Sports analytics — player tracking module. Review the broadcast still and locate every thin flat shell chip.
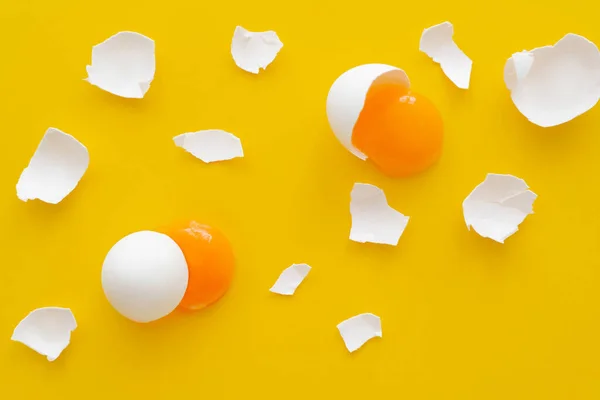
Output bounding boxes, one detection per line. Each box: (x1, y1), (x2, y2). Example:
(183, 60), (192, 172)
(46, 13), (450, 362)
(350, 183), (409, 245)
(86, 31), (156, 98)
(420, 21), (472, 89)
(337, 313), (382, 353)
(173, 130), (243, 163)
(231, 26), (283, 74)
(16, 127), (89, 204)
(270, 264), (311, 295)
(11, 307), (77, 362)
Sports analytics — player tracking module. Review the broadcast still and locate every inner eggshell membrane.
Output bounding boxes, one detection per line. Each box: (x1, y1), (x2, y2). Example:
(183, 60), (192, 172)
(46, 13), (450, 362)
(351, 70), (444, 177)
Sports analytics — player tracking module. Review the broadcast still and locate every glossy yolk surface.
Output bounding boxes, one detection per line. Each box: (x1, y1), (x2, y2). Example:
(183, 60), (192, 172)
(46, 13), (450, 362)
(351, 71), (444, 177)
(162, 221), (235, 311)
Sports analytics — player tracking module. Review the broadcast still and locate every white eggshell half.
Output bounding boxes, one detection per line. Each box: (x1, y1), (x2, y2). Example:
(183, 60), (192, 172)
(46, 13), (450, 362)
(326, 64), (410, 160)
(101, 230), (189, 323)
(504, 33), (600, 127)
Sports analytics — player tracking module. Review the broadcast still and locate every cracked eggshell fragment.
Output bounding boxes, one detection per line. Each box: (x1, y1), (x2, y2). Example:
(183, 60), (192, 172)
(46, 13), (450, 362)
(504, 33), (600, 127)
(270, 263), (311, 295)
(231, 26), (283, 74)
(326, 64), (410, 160)
(86, 31), (155, 98)
(173, 130), (243, 163)
(16, 127), (89, 204)
(463, 173), (537, 243)
(420, 21), (472, 89)
(337, 313), (382, 353)
(11, 307), (76, 362)
(350, 183), (409, 246)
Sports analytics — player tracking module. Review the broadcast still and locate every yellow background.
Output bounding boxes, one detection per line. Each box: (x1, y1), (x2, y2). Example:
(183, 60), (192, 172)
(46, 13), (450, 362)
(0, 0), (599, 398)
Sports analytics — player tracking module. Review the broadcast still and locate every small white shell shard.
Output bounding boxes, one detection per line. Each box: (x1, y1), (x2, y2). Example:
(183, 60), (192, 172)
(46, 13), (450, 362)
(504, 33), (600, 127)
(326, 64), (410, 160)
(86, 31), (156, 98)
(463, 173), (537, 243)
(337, 313), (382, 353)
(231, 26), (283, 74)
(173, 130), (243, 163)
(349, 183), (410, 246)
(11, 307), (77, 361)
(269, 263), (311, 295)
(16, 127), (89, 204)
(419, 21), (472, 89)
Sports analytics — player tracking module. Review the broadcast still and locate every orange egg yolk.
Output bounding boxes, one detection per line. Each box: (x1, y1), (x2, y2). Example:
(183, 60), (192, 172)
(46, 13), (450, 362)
(351, 71), (443, 177)
(161, 221), (235, 311)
